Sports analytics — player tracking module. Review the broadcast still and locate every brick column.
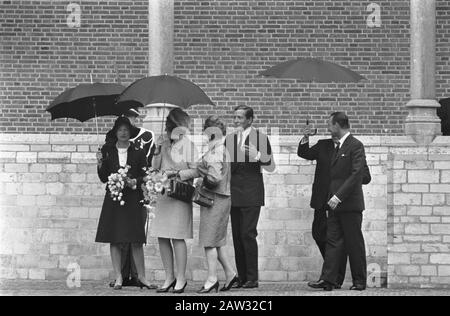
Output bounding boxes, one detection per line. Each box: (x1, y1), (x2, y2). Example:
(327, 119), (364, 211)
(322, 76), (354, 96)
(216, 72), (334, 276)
(405, 0), (441, 144)
(143, 0), (177, 136)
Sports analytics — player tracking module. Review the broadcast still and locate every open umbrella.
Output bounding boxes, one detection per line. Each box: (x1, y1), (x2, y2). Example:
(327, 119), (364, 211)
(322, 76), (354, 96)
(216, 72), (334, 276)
(259, 57), (366, 83)
(116, 75), (215, 110)
(46, 82), (126, 147)
(115, 74), (215, 134)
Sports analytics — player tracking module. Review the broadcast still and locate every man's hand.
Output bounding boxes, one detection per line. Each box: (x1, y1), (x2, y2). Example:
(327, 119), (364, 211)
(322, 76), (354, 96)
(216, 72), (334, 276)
(327, 195), (341, 211)
(244, 144), (259, 160)
(302, 125), (317, 137)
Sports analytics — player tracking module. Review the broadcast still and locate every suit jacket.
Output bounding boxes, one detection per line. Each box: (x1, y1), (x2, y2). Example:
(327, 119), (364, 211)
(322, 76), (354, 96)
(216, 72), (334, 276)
(297, 138), (371, 210)
(329, 134), (366, 212)
(225, 127), (275, 207)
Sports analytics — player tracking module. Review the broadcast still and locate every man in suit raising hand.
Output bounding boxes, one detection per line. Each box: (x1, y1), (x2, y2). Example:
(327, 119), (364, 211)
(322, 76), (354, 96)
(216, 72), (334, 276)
(298, 120), (371, 290)
(313, 112), (368, 291)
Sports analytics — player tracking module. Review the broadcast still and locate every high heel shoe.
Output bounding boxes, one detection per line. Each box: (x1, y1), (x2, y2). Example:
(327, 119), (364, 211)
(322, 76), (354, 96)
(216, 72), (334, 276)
(220, 275), (239, 292)
(172, 282), (188, 294)
(113, 280), (123, 290)
(137, 279), (157, 290)
(197, 281), (219, 294)
(156, 279), (177, 293)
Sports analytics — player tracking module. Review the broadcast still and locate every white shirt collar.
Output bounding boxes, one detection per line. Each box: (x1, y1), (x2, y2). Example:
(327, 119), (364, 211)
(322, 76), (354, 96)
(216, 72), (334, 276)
(337, 132), (351, 148)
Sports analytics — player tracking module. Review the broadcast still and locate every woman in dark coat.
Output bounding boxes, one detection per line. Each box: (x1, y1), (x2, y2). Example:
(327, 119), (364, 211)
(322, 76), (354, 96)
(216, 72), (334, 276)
(95, 116), (152, 290)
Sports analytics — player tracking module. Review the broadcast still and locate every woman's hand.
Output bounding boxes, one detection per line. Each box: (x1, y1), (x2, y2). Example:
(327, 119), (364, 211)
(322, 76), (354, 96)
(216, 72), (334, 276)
(126, 178), (137, 190)
(164, 169), (179, 179)
(153, 135), (165, 155)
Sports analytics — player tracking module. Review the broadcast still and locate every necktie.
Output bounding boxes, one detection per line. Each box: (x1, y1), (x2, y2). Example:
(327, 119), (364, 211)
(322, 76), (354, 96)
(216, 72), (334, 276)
(238, 131), (244, 149)
(332, 141), (340, 161)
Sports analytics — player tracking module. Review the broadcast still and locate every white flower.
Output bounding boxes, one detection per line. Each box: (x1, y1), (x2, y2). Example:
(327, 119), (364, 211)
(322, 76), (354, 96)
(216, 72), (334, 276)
(120, 200), (125, 206)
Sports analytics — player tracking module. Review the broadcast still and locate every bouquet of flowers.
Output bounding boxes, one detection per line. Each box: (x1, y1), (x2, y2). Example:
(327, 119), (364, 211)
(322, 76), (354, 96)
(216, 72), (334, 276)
(140, 167), (170, 219)
(107, 165), (133, 206)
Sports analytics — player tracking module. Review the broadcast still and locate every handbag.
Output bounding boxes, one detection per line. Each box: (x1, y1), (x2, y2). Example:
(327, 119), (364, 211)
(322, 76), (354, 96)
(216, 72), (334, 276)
(193, 185), (215, 208)
(166, 178), (195, 203)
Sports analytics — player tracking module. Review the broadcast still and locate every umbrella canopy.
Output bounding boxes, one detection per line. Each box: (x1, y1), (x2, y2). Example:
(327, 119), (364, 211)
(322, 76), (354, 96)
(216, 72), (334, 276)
(115, 75), (215, 110)
(259, 57), (366, 83)
(46, 82), (126, 122)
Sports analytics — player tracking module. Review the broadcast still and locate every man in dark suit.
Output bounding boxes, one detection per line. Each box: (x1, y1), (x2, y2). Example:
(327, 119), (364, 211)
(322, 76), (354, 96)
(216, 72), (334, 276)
(298, 122), (371, 290)
(309, 112), (368, 291)
(226, 105), (275, 289)
(105, 109), (156, 289)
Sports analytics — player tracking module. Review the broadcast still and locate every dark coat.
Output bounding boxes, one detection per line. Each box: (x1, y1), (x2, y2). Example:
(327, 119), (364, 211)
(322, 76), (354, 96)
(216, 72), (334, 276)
(329, 134), (366, 212)
(104, 127), (155, 166)
(225, 128), (275, 207)
(297, 138), (371, 210)
(95, 145), (147, 243)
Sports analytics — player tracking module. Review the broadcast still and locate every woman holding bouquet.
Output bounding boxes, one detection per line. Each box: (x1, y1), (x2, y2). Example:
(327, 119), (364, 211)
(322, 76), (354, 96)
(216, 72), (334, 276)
(196, 116), (237, 293)
(150, 108), (198, 294)
(95, 116), (153, 290)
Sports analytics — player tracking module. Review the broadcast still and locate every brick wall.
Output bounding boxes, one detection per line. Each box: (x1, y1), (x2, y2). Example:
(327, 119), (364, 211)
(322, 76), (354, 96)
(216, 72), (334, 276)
(0, 134), (388, 285)
(1, 1), (450, 135)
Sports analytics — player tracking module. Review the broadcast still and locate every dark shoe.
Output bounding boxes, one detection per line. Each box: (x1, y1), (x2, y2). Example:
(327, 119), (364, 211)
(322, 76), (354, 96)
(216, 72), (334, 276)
(125, 277), (140, 287)
(220, 275), (239, 292)
(335, 284), (342, 290)
(350, 284), (366, 291)
(197, 281), (219, 294)
(173, 282), (188, 294)
(156, 279), (177, 293)
(109, 280), (115, 288)
(307, 280), (333, 291)
(232, 279), (245, 289)
(242, 281), (259, 289)
(137, 279), (158, 290)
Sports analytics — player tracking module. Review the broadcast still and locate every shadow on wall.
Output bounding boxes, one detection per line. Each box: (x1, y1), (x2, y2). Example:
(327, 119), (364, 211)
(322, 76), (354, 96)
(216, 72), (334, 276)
(438, 98), (450, 136)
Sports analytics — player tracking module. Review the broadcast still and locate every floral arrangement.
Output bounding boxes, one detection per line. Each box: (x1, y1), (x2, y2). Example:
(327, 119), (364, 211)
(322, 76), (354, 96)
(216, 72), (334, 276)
(107, 165), (132, 206)
(140, 167), (170, 219)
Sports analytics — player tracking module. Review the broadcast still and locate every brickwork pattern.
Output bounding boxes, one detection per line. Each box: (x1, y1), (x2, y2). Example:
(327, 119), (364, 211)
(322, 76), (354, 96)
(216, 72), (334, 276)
(0, 134), (387, 283)
(1, 1), (450, 134)
(388, 142), (450, 289)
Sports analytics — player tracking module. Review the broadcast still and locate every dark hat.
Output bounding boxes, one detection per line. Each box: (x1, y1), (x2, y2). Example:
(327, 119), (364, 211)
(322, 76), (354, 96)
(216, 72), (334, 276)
(112, 116), (133, 135)
(125, 108), (140, 117)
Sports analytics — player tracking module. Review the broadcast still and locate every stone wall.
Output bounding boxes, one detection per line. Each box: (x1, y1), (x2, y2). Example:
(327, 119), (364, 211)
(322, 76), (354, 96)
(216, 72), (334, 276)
(0, 133), (389, 284)
(387, 139), (450, 289)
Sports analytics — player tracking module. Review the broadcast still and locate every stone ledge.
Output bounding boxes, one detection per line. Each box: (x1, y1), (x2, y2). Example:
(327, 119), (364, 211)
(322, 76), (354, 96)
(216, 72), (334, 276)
(2, 134), (445, 148)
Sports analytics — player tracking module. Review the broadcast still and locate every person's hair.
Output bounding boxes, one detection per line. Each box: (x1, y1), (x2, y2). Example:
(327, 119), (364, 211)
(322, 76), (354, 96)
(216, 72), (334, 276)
(112, 116), (132, 137)
(330, 112), (350, 129)
(204, 115), (226, 140)
(234, 105), (254, 120)
(166, 108), (190, 133)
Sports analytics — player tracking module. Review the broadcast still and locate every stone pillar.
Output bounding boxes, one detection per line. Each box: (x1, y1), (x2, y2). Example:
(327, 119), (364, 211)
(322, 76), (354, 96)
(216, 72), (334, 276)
(405, 0), (441, 144)
(143, 0), (178, 136)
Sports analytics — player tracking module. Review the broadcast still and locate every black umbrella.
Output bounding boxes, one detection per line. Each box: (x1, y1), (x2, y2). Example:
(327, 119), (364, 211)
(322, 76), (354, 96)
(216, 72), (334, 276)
(259, 57), (366, 83)
(115, 74), (215, 134)
(115, 75), (215, 110)
(46, 82), (126, 147)
(47, 82), (126, 121)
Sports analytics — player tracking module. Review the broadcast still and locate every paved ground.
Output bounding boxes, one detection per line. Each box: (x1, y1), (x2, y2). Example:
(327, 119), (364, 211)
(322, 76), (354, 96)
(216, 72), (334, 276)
(1, 280), (449, 296)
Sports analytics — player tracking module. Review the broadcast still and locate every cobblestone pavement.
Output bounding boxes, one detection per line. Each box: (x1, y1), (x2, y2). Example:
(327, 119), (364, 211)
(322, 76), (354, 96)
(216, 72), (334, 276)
(1, 280), (450, 296)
